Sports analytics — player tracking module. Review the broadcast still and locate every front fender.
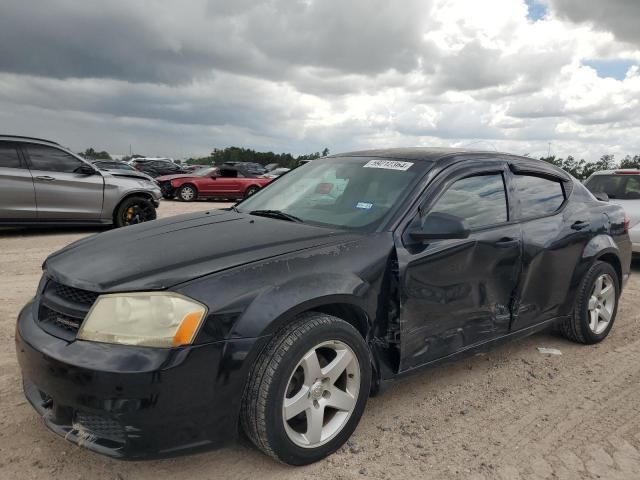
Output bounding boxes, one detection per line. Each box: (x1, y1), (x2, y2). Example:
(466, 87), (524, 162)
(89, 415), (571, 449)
(233, 272), (374, 339)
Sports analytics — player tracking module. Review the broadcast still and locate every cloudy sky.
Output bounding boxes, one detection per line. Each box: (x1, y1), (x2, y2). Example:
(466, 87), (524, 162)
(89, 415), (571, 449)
(0, 0), (639, 160)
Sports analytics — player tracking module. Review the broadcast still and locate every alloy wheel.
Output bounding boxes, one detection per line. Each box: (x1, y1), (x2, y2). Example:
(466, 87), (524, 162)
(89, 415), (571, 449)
(181, 186), (195, 201)
(282, 340), (360, 448)
(121, 203), (154, 226)
(587, 273), (616, 335)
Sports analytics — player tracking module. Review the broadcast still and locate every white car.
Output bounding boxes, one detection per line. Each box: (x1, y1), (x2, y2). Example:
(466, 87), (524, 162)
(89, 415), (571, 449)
(584, 169), (640, 253)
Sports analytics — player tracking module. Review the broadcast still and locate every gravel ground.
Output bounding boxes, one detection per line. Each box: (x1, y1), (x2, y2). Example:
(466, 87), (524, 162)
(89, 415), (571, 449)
(1, 200), (640, 480)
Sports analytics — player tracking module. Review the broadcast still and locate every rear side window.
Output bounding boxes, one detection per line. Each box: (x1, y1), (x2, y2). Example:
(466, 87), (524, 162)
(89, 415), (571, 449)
(431, 173), (508, 229)
(26, 145), (83, 173)
(514, 174), (565, 218)
(585, 174), (640, 200)
(0, 143), (22, 169)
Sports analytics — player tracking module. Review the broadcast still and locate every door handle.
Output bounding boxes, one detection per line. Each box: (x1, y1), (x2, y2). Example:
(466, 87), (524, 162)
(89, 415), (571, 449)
(496, 237), (519, 248)
(35, 175), (56, 182)
(571, 220), (590, 231)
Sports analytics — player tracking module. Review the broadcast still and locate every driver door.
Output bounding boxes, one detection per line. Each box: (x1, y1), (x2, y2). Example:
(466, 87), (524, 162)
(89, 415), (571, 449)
(396, 162), (522, 370)
(21, 144), (104, 220)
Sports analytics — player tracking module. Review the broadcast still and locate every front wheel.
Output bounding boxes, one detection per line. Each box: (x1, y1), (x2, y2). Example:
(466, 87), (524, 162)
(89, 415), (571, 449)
(113, 196), (157, 228)
(244, 186), (260, 198)
(178, 184), (197, 202)
(241, 313), (371, 465)
(560, 261), (619, 344)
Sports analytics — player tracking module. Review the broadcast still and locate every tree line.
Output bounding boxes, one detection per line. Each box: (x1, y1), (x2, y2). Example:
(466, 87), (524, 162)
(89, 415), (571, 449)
(184, 146), (330, 169)
(540, 154), (640, 180)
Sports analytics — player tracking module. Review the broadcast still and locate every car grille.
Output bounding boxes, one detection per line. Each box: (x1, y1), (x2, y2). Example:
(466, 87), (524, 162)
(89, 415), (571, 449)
(52, 282), (99, 306)
(75, 412), (126, 443)
(36, 278), (99, 341)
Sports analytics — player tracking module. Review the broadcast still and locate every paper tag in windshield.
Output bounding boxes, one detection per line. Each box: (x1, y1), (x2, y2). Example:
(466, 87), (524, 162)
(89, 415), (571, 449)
(363, 160), (414, 171)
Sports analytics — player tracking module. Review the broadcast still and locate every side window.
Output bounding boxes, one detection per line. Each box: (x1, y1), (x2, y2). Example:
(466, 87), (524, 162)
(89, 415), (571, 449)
(431, 173), (508, 229)
(514, 174), (565, 218)
(26, 145), (83, 173)
(624, 177), (640, 199)
(0, 143), (22, 169)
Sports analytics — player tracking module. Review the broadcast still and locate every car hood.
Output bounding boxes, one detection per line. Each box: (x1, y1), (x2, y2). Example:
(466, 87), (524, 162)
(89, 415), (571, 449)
(105, 170), (154, 182)
(155, 173), (199, 181)
(44, 210), (360, 292)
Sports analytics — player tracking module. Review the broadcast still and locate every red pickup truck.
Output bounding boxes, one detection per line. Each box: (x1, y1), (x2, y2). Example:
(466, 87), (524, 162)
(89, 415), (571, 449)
(157, 166), (272, 201)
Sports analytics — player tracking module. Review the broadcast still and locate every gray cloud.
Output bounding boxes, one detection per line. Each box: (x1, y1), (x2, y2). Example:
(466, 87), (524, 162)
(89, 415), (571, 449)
(550, 0), (640, 46)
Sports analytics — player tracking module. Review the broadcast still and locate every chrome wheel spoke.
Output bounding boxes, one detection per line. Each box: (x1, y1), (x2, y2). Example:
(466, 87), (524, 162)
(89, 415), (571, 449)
(593, 276), (604, 296)
(326, 387), (356, 412)
(588, 296), (598, 310)
(322, 348), (354, 384)
(300, 350), (322, 384)
(589, 310), (598, 332)
(305, 406), (325, 444)
(599, 306), (612, 323)
(601, 284), (614, 303)
(284, 386), (310, 420)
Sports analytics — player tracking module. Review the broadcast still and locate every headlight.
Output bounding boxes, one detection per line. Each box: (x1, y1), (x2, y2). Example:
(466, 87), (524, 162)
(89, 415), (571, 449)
(77, 292), (207, 347)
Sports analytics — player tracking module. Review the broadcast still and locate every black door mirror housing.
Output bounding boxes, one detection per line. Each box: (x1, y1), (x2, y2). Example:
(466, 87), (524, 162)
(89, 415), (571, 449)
(409, 212), (470, 242)
(76, 164), (97, 175)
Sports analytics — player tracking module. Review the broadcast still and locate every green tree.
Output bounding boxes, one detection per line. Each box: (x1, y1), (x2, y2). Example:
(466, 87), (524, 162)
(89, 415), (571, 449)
(619, 155), (640, 169)
(79, 148), (111, 160)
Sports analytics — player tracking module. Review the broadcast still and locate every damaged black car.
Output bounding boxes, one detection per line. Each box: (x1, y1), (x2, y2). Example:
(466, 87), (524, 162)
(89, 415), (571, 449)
(15, 148), (631, 465)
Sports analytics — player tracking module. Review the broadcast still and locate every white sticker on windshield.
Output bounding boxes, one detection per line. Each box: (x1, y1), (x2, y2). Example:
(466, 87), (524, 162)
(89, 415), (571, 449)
(363, 159), (414, 171)
(356, 202), (373, 210)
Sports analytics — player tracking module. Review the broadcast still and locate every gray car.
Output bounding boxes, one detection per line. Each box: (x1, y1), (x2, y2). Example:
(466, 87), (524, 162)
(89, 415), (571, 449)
(0, 135), (162, 227)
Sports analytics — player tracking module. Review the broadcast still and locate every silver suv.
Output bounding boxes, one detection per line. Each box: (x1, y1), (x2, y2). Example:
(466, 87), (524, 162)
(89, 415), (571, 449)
(0, 136), (162, 228)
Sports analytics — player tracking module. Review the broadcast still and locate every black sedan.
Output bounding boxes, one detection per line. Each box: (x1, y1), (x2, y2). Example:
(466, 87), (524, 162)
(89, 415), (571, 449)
(15, 148), (631, 465)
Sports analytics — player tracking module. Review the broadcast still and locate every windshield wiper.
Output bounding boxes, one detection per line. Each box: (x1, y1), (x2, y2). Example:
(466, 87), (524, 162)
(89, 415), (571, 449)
(249, 209), (304, 223)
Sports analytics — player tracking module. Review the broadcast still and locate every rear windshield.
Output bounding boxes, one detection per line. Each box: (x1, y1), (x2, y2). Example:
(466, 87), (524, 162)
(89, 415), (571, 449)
(585, 174), (640, 200)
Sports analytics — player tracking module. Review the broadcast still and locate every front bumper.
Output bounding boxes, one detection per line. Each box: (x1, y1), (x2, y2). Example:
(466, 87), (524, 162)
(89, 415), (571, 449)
(15, 300), (267, 459)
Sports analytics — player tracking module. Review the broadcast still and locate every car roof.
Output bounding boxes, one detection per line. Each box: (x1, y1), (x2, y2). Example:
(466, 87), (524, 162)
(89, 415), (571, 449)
(331, 147), (516, 162)
(0, 135), (60, 146)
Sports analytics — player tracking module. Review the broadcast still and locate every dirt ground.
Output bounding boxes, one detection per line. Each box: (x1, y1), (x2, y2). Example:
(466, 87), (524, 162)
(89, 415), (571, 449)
(1, 200), (640, 480)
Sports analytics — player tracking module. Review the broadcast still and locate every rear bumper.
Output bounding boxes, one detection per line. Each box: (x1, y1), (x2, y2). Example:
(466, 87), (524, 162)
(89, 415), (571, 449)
(15, 300), (267, 459)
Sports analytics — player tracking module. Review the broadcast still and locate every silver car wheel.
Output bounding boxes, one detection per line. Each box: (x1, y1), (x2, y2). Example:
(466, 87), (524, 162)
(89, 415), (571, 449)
(180, 186), (195, 201)
(282, 340), (360, 448)
(588, 273), (616, 335)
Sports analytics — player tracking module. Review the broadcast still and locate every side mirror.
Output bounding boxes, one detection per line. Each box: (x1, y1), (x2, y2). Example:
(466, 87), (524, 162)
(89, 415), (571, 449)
(594, 192), (609, 202)
(75, 164), (97, 175)
(409, 212), (470, 242)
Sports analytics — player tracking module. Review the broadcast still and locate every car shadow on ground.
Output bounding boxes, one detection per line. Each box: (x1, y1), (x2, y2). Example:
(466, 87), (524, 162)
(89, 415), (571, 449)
(0, 226), (111, 238)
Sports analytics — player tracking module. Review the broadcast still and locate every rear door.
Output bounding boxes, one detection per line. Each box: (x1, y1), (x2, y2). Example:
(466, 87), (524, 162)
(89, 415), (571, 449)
(508, 165), (589, 330)
(397, 161), (522, 369)
(22, 144), (104, 220)
(0, 141), (36, 219)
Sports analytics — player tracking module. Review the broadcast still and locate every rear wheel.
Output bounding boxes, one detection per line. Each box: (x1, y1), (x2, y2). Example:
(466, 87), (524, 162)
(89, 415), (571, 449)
(245, 186), (260, 198)
(113, 196), (156, 228)
(560, 261), (619, 344)
(241, 313), (371, 465)
(178, 184), (197, 202)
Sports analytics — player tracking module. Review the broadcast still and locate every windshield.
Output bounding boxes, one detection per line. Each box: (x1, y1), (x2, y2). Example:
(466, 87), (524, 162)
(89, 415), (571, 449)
(236, 157), (431, 230)
(585, 174), (640, 200)
(192, 167), (217, 176)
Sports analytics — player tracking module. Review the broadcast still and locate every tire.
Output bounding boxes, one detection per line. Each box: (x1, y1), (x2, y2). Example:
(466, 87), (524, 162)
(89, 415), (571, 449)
(560, 261), (619, 344)
(178, 184), (197, 202)
(113, 196), (157, 228)
(241, 312), (371, 465)
(244, 186), (260, 198)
